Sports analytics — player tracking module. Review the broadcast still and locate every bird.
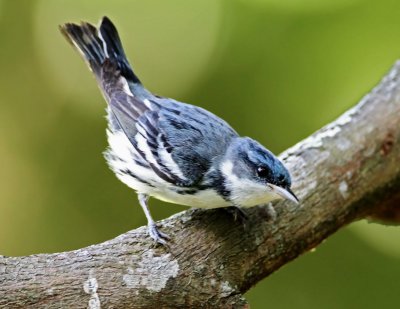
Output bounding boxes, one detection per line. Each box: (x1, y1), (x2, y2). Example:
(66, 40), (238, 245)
(60, 17), (298, 245)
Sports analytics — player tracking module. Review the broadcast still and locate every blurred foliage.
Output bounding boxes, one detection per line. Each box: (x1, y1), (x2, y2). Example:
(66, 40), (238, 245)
(0, 0), (399, 308)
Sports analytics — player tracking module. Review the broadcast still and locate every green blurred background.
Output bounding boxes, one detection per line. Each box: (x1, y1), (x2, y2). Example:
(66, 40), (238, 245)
(0, 0), (399, 307)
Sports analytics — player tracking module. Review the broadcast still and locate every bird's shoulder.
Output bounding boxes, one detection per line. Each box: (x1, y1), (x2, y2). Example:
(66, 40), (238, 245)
(156, 98), (238, 146)
(150, 97), (238, 183)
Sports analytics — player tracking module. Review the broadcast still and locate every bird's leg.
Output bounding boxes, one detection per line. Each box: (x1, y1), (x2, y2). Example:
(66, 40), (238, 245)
(262, 203), (277, 221)
(223, 206), (249, 226)
(138, 193), (170, 245)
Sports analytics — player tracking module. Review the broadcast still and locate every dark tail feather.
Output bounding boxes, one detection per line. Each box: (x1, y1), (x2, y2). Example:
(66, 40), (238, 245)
(59, 17), (141, 84)
(98, 17), (141, 84)
(59, 21), (106, 76)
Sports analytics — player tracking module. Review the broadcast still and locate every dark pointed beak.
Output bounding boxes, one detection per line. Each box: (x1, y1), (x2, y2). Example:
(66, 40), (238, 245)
(269, 184), (299, 204)
(285, 187), (299, 204)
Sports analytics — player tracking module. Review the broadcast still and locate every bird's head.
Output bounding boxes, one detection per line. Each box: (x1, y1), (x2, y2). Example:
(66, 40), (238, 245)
(220, 137), (298, 207)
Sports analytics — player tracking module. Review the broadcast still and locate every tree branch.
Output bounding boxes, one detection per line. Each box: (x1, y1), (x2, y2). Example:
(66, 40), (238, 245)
(1, 61), (400, 309)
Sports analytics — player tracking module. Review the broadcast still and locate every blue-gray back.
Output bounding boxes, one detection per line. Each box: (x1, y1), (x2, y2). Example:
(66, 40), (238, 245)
(156, 98), (238, 181)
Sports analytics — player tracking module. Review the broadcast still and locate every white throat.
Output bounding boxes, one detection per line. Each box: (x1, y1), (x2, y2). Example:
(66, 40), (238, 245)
(220, 160), (282, 207)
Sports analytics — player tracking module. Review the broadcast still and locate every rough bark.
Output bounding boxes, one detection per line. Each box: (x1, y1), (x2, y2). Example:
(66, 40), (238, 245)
(1, 60), (400, 309)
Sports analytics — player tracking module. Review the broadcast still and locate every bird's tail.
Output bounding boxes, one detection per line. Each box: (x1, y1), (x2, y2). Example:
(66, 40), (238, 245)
(59, 16), (141, 85)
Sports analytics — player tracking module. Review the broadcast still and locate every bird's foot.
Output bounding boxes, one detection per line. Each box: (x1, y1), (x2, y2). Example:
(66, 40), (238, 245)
(224, 206), (249, 227)
(262, 203), (277, 221)
(148, 222), (170, 246)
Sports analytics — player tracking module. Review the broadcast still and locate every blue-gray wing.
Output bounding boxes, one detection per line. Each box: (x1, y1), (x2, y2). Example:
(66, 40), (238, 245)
(102, 61), (238, 186)
(109, 96), (238, 186)
(155, 99), (238, 184)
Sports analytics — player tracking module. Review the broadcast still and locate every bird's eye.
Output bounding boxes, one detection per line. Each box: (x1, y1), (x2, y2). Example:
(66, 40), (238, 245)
(278, 174), (285, 183)
(257, 166), (270, 178)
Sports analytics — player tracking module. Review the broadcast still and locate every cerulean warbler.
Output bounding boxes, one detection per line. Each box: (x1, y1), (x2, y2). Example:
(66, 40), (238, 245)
(60, 17), (298, 245)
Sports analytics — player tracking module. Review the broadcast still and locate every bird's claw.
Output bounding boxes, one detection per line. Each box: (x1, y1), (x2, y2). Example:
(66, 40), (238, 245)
(224, 206), (249, 227)
(148, 222), (170, 246)
(262, 203), (277, 221)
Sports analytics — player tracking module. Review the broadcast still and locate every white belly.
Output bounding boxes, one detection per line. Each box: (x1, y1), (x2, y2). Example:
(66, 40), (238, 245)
(113, 166), (229, 209)
(152, 187), (230, 209)
(106, 129), (230, 209)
